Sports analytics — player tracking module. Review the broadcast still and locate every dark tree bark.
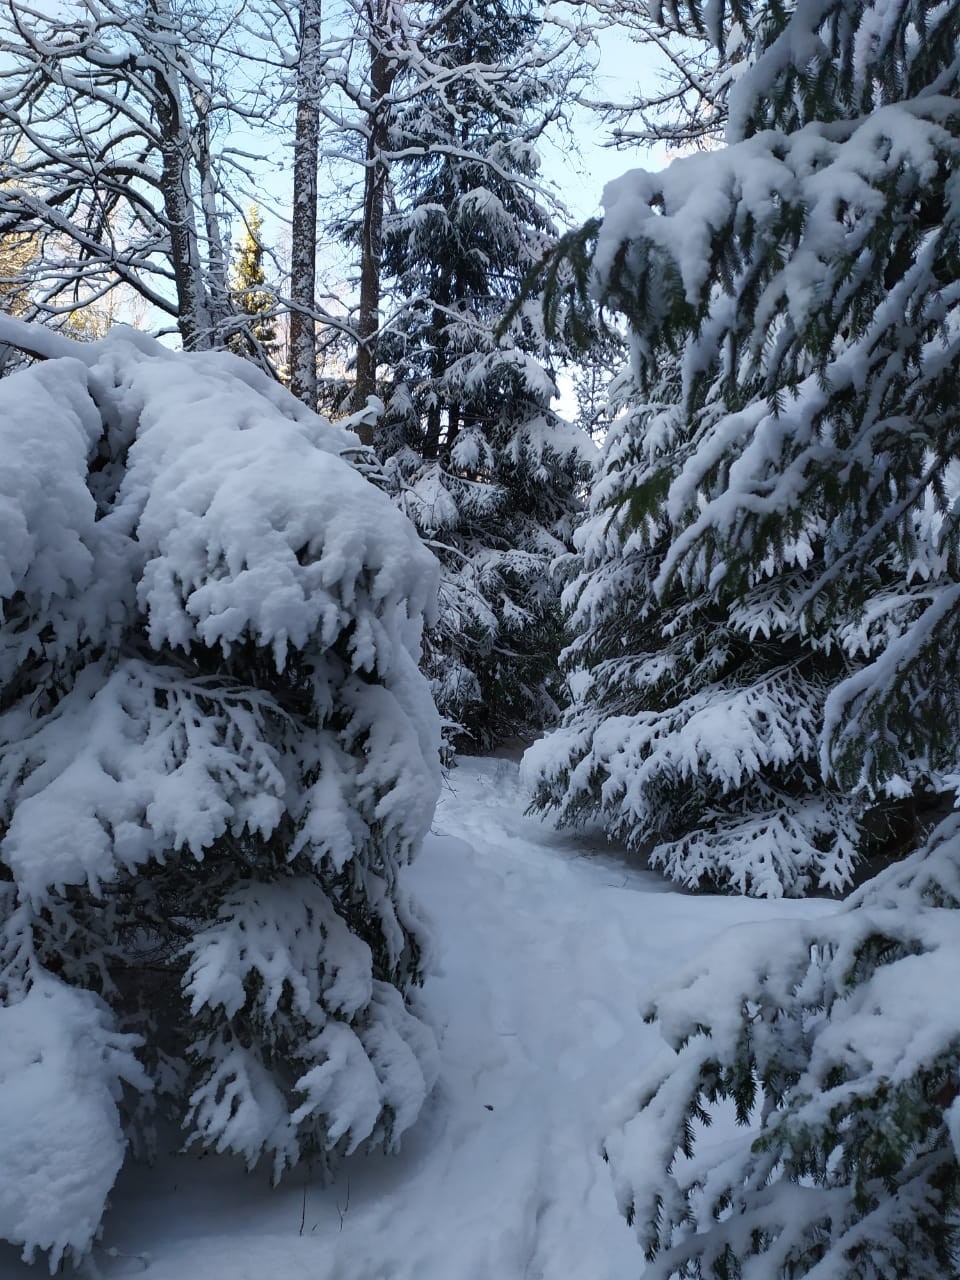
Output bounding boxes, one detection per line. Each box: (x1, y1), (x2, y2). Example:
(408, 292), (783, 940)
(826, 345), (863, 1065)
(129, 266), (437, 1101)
(288, 0), (322, 407)
(148, 0), (213, 350)
(352, 0), (397, 440)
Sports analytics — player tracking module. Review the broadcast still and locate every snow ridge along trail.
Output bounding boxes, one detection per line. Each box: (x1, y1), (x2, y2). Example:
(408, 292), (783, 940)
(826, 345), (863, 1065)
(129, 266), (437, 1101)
(1, 757), (831, 1280)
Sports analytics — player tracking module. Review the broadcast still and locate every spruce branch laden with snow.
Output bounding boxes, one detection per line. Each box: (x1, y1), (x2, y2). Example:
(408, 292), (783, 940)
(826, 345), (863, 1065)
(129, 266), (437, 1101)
(0, 319), (442, 1270)
(524, 366), (868, 898)
(605, 815), (960, 1280)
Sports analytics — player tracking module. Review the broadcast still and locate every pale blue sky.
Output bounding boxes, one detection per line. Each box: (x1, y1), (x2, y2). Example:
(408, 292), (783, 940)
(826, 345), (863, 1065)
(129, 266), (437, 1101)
(128, 9), (676, 342)
(539, 24), (671, 224)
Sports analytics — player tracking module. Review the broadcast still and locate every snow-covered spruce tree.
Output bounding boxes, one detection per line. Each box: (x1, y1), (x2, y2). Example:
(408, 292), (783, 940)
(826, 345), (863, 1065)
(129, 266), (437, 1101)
(526, 356), (868, 896)
(371, 0), (595, 748)
(527, 0), (960, 1272)
(525, 0), (960, 897)
(0, 319), (442, 1269)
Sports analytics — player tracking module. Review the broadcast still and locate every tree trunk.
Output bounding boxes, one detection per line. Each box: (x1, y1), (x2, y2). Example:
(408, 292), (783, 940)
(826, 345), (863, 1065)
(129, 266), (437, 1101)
(193, 91), (231, 349)
(353, 0), (397, 442)
(289, 0), (322, 408)
(147, 0), (212, 351)
(157, 120), (212, 351)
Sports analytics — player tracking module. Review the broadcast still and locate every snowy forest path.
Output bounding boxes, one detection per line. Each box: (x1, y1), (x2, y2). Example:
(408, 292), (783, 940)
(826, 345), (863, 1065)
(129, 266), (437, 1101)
(0, 756), (829, 1280)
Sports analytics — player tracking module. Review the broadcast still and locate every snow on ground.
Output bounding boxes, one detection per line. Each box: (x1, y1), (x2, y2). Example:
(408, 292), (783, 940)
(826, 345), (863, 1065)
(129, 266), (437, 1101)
(0, 755), (834, 1280)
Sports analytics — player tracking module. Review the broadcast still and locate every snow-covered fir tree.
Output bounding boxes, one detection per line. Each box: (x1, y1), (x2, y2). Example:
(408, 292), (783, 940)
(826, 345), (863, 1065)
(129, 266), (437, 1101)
(0, 319), (442, 1269)
(523, 348), (899, 895)
(525, 0), (960, 1272)
(524, 2), (958, 897)
(369, 0), (595, 748)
